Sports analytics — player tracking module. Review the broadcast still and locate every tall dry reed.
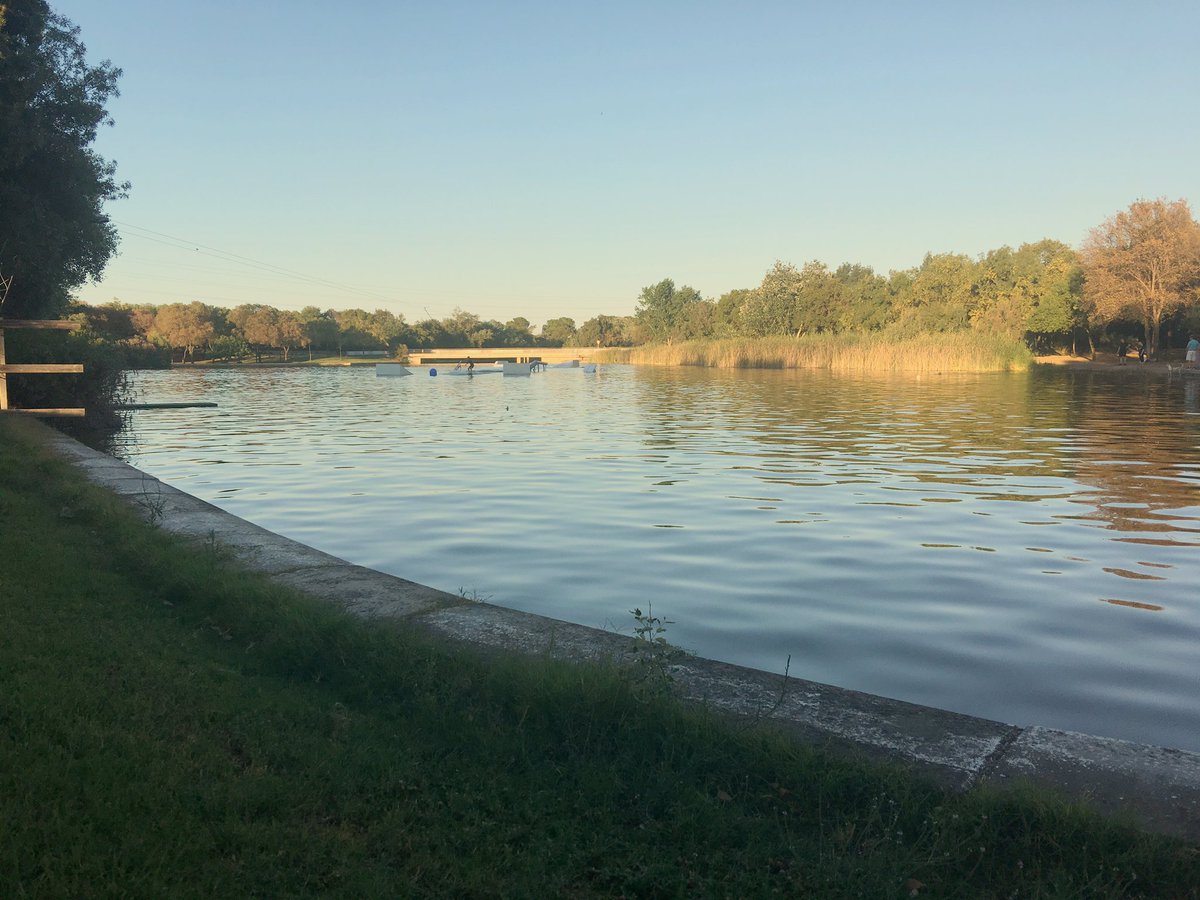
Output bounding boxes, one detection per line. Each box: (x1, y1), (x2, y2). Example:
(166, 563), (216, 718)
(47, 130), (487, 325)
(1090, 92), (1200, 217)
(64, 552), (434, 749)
(595, 332), (1032, 373)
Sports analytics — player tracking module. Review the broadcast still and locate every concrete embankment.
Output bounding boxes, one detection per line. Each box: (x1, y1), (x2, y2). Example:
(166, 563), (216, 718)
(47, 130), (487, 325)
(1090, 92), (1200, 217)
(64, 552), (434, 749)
(39, 423), (1200, 842)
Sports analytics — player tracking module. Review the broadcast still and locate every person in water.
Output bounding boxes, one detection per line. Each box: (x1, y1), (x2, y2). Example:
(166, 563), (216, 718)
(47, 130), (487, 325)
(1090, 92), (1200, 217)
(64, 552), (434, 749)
(466, 357), (475, 372)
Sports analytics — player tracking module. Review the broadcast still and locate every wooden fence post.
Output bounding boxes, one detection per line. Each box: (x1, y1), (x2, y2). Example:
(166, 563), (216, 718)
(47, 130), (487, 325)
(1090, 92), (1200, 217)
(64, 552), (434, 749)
(0, 319), (86, 417)
(0, 326), (7, 411)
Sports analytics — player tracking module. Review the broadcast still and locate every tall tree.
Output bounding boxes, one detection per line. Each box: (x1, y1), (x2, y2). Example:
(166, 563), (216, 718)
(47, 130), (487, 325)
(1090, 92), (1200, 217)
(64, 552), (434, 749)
(739, 264), (798, 337)
(1080, 198), (1200, 354)
(276, 311), (304, 361)
(468, 325), (495, 347)
(714, 288), (752, 336)
(409, 318), (450, 348)
(791, 260), (842, 334)
(364, 308), (405, 352)
(298, 307), (338, 359)
(894, 253), (976, 334)
(635, 278), (705, 343)
(676, 299), (717, 340)
(504, 316), (533, 345)
(442, 308), (480, 346)
(0, 0), (128, 319)
(833, 263), (891, 332)
(152, 302), (215, 363)
(577, 314), (631, 347)
(330, 308), (377, 352)
(128, 304), (157, 339)
(540, 317), (577, 346)
(972, 241), (1083, 347)
(227, 303), (268, 334)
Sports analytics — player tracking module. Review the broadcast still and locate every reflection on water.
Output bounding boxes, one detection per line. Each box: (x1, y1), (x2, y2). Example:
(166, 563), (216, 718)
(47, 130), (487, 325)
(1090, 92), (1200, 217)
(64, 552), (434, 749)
(115, 365), (1200, 750)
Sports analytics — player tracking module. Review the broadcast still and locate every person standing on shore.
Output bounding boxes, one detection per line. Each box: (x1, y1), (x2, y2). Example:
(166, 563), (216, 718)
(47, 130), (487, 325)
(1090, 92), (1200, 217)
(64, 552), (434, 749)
(1117, 339), (1128, 365)
(1187, 334), (1199, 368)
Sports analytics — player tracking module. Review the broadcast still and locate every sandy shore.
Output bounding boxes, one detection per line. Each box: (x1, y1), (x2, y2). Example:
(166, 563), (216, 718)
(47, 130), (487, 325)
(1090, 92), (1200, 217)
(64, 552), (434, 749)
(1034, 352), (1188, 371)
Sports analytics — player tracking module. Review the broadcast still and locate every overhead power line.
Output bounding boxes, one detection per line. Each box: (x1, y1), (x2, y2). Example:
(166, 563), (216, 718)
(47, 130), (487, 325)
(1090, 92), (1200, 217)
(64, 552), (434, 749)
(113, 220), (402, 307)
(104, 220), (627, 319)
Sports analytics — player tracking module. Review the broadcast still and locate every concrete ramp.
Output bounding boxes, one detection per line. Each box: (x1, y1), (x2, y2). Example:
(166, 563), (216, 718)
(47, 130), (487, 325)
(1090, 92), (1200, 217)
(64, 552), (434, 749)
(375, 363), (412, 377)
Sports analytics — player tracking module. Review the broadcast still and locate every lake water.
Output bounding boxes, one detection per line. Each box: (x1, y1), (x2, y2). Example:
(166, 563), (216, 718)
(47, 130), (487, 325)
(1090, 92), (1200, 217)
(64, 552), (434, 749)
(114, 364), (1200, 751)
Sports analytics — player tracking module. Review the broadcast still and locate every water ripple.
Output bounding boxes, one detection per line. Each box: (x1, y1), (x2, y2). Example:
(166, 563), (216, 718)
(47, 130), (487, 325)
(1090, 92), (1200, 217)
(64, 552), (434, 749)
(116, 365), (1200, 750)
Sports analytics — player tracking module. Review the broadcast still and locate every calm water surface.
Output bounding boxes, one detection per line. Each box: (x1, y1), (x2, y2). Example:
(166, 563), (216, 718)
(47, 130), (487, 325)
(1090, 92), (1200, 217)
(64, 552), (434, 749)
(115, 365), (1200, 750)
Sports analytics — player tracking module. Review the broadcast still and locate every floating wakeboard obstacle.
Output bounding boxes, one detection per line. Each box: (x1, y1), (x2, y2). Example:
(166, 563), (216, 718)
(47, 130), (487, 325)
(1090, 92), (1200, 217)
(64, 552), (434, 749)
(375, 363), (412, 377)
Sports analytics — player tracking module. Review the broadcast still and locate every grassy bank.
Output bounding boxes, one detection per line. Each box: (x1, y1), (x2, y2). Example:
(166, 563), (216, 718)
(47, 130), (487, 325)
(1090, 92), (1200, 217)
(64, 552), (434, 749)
(596, 333), (1034, 373)
(2, 419), (1195, 897)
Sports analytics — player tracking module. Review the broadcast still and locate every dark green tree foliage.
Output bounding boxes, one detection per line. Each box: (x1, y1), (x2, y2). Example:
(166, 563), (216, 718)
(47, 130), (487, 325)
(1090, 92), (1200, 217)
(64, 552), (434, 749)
(0, 0), (128, 318)
(833, 263), (891, 331)
(677, 245), (1082, 346)
(539, 316), (577, 346)
(893, 253), (976, 335)
(328, 308), (377, 354)
(441, 307), (480, 345)
(972, 240), (1083, 347)
(577, 314), (634, 347)
(502, 316), (533, 345)
(409, 318), (451, 348)
(298, 307), (338, 357)
(635, 278), (708, 342)
(715, 288), (752, 334)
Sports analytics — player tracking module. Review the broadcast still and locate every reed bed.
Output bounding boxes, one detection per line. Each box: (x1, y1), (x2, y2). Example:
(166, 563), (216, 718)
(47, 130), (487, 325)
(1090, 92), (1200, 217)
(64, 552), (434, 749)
(595, 332), (1033, 373)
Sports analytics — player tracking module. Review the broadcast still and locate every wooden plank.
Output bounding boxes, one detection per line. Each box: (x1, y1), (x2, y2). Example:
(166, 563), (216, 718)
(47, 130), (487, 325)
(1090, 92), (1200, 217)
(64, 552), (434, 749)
(115, 402), (218, 410)
(0, 363), (85, 374)
(0, 408), (87, 417)
(0, 319), (82, 330)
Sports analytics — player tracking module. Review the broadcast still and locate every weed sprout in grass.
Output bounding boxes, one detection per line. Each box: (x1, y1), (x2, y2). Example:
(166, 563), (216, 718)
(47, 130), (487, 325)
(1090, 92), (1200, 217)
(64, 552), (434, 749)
(629, 604), (683, 695)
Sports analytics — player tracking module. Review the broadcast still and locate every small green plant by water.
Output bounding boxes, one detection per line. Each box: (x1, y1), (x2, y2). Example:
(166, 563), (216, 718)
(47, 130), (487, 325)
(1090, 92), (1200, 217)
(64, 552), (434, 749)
(629, 604), (683, 693)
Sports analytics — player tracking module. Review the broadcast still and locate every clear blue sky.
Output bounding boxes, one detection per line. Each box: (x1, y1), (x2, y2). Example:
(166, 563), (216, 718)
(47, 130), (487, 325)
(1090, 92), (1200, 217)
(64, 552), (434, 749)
(54, 0), (1200, 328)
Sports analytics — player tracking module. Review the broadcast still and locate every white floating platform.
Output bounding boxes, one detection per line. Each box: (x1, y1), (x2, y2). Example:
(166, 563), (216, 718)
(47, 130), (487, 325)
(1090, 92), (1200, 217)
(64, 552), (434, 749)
(375, 364), (412, 377)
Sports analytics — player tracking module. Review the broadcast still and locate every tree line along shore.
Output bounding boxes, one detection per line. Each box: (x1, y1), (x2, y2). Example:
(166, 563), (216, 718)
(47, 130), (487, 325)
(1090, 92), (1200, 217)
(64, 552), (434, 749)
(5, 1), (1200, 431)
(27, 197), (1200, 374)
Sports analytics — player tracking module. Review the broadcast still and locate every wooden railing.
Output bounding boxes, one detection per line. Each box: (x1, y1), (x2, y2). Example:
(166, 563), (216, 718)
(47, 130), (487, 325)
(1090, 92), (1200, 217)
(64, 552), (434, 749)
(0, 319), (86, 417)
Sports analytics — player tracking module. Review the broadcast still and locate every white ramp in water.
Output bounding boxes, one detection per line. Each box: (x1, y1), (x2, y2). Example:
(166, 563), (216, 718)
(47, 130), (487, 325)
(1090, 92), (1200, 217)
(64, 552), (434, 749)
(376, 364), (412, 377)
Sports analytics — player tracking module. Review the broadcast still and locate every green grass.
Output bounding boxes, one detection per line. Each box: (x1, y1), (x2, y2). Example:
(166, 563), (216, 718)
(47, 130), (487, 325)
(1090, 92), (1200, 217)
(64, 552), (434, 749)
(596, 332), (1034, 373)
(1, 417), (1195, 898)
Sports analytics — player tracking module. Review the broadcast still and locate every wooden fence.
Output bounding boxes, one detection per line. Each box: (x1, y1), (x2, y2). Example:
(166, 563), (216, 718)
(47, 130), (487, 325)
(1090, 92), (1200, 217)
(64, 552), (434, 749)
(0, 319), (85, 417)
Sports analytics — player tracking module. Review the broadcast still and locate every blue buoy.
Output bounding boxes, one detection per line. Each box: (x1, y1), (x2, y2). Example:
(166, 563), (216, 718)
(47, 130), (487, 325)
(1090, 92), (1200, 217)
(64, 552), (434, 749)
(429, 367), (437, 376)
